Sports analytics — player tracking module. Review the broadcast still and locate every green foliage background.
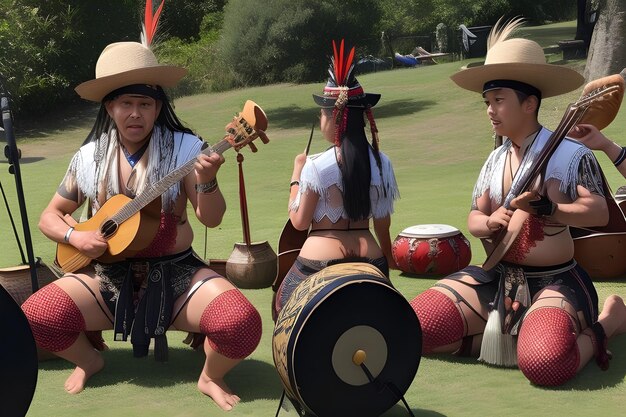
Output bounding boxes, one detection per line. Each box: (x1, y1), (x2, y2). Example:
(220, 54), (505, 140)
(1, 0), (576, 121)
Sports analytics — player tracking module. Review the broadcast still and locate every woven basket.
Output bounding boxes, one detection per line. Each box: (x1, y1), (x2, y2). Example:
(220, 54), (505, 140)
(0, 261), (61, 306)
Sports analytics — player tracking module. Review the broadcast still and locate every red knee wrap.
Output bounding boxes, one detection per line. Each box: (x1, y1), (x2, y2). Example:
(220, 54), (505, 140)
(21, 284), (86, 352)
(517, 308), (580, 386)
(410, 289), (464, 354)
(199, 289), (262, 359)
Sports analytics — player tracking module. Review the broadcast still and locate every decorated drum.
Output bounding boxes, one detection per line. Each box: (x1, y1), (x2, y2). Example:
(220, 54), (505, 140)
(392, 224), (471, 275)
(0, 284), (38, 416)
(272, 262), (421, 417)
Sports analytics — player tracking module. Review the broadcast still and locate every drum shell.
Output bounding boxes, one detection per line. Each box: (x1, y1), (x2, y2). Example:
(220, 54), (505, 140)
(392, 232), (471, 275)
(272, 262), (421, 417)
(573, 234), (626, 279)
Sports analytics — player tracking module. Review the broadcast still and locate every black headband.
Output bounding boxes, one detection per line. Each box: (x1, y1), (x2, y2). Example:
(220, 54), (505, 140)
(103, 84), (162, 102)
(482, 79), (542, 101)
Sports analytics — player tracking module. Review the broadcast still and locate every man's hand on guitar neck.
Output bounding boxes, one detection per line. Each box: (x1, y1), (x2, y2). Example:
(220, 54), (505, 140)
(194, 152), (224, 184)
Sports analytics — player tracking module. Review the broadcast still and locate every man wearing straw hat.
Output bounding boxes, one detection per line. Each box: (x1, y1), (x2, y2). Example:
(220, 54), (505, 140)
(410, 17), (626, 386)
(21, 2), (261, 411)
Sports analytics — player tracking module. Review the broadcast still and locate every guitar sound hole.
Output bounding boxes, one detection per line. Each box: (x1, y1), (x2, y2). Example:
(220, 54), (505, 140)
(100, 219), (118, 239)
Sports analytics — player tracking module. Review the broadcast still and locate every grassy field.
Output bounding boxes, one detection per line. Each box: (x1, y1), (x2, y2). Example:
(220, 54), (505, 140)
(1, 21), (625, 417)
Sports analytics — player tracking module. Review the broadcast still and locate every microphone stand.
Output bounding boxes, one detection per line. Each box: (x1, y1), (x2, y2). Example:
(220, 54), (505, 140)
(1, 77), (39, 293)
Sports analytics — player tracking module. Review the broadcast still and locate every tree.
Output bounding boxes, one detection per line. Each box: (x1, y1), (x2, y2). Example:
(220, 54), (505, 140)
(575, 0), (598, 49)
(584, 0), (626, 81)
(0, 0), (138, 118)
(219, 0), (382, 86)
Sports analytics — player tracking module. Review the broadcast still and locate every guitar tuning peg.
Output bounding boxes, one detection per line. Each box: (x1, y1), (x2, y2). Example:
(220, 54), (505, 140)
(247, 142), (258, 153)
(259, 132), (270, 144)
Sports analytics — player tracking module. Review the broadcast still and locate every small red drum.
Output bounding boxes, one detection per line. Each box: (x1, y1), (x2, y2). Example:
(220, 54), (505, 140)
(392, 224), (471, 275)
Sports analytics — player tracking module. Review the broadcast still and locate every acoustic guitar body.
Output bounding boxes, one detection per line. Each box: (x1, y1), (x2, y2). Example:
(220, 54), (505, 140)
(56, 195), (161, 271)
(274, 219), (309, 289)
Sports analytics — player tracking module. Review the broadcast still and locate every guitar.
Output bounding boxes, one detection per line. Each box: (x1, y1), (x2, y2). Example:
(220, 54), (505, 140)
(56, 100), (269, 273)
(273, 124), (315, 291)
(481, 77), (623, 271)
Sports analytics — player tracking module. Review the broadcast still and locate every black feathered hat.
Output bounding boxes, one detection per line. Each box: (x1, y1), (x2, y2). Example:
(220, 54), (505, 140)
(313, 40), (380, 108)
(313, 40), (381, 147)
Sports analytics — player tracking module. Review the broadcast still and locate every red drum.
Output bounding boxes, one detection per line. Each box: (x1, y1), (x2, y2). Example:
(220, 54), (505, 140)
(392, 224), (471, 275)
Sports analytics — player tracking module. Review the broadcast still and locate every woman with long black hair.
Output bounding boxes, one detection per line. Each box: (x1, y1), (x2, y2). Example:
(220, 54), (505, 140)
(273, 40), (399, 317)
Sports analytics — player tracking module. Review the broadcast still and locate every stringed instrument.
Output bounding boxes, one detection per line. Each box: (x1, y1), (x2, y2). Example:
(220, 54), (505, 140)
(225, 151), (278, 289)
(273, 124), (315, 294)
(56, 100), (269, 273)
(569, 74), (626, 279)
(482, 76), (623, 271)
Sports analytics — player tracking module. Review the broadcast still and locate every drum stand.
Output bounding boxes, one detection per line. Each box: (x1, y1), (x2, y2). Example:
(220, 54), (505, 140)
(274, 355), (416, 417)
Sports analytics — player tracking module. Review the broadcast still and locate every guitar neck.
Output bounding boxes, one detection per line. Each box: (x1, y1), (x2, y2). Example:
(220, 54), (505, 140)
(503, 103), (589, 209)
(503, 85), (620, 210)
(113, 138), (233, 224)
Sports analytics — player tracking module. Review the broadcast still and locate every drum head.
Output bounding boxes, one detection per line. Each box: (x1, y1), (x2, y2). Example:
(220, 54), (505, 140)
(0, 284), (38, 416)
(399, 224), (459, 238)
(290, 276), (421, 416)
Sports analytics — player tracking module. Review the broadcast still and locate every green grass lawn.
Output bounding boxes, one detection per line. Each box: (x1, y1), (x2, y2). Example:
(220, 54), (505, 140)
(1, 20), (625, 417)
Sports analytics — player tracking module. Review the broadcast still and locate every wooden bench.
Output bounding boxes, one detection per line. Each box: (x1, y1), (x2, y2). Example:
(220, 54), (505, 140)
(558, 40), (587, 60)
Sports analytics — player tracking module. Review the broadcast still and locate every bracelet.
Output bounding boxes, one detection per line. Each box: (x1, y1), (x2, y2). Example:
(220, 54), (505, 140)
(613, 146), (626, 167)
(195, 178), (218, 194)
(64, 226), (74, 243)
(290, 180), (300, 188)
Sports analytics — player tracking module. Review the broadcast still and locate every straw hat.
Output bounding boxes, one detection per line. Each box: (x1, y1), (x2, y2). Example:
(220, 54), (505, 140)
(75, 42), (187, 102)
(450, 23), (583, 98)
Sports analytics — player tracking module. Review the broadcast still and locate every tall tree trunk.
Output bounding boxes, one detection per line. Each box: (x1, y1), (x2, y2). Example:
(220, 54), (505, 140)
(575, 0), (595, 49)
(584, 0), (626, 81)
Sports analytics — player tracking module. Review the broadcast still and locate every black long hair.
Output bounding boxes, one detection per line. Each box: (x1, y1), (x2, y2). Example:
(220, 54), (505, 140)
(338, 107), (383, 221)
(82, 86), (194, 145)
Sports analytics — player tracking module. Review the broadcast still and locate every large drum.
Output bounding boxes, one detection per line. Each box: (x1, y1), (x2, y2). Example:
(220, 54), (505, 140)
(392, 224), (471, 276)
(0, 283), (38, 416)
(272, 263), (421, 417)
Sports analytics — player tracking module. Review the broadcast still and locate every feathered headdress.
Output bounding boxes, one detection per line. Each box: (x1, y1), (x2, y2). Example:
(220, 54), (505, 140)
(75, 0), (187, 102)
(313, 40), (381, 147)
(450, 16), (583, 99)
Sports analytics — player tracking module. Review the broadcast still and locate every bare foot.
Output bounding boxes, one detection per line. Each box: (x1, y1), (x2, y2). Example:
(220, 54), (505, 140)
(64, 351), (104, 394)
(599, 295), (626, 338)
(198, 374), (240, 411)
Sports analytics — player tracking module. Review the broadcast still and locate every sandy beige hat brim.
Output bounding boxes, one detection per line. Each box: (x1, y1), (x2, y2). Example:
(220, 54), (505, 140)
(450, 62), (584, 98)
(75, 65), (188, 102)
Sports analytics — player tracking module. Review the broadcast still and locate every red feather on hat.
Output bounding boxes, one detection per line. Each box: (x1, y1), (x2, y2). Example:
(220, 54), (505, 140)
(142, 0), (164, 47)
(331, 39), (356, 87)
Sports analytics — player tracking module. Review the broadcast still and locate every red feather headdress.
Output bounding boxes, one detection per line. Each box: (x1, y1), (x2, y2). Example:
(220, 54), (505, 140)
(141, 0), (165, 47)
(313, 40), (381, 147)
